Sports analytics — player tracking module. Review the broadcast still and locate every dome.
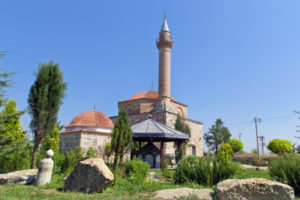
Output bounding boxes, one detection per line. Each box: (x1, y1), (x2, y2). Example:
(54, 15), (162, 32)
(129, 91), (175, 101)
(65, 110), (114, 129)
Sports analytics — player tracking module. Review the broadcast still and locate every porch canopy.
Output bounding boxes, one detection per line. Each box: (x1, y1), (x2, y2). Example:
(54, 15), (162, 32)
(131, 116), (189, 168)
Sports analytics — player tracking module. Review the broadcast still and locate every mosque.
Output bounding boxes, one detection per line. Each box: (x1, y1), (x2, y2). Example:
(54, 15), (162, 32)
(59, 14), (204, 166)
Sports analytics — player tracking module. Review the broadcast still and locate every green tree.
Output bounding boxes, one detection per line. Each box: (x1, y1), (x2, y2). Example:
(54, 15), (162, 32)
(111, 108), (133, 169)
(174, 114), (191, 162)
(0, 68), (29, 172)
(1, 100), (24, 143)
(267, 139), (292, 154)
(28, 60), (66, 168)
(41, 123), (60, 154)
(104, 143), (112, 163)
(204, 119), (231, 154)
(218, 143), (234, 160)
(229, 138), (243, 153)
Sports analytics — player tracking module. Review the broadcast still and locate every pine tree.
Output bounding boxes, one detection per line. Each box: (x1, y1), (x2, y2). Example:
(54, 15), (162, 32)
(1, 99), (24, 143)
(0, 68), (29, 172)
(111, 108), (133, 169)
(28, 60), (66, 168)
(204, 119), (231, 154)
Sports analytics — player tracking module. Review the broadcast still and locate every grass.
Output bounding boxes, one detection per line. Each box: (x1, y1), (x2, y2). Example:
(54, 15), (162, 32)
(0, 163), (299, 199)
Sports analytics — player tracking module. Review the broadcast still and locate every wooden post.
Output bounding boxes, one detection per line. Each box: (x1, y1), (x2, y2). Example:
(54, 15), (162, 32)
(160, 140), (164, 168)
(131, 140), (136, 160)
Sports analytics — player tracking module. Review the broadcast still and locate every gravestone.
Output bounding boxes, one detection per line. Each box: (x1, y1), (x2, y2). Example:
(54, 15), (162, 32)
(35, 149), (54, 186)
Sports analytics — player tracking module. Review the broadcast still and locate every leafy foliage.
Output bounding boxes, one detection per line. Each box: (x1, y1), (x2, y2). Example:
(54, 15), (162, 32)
(0, 70), (29, 173)
(229, 138), (243, 153)
(28, 60), (66, 168)
(267, 139), (292, 154)
(85, 147), (97, 159)
(174, 114), (191, 162)
(41, 123), (60, 154)
(111, 108), (133, 169)
(204, 119), (231, 154)
(124, 159), (150, 183)
(218, 143), (233, 160)
(174, 155), (239, 186)
(269, 154), (300, 196)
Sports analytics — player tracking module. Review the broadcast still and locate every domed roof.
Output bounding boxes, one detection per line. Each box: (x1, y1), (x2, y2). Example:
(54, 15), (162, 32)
(65, 110), (114, 129)
(129, 91), (175, 101)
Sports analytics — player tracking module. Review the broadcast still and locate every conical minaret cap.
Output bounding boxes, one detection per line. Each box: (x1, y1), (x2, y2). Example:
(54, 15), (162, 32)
(160, 12), (170, 32)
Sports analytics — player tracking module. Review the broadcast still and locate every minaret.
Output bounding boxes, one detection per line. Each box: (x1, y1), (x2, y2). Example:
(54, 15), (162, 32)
(156, 13), (173, 100)
(152, 13), (176, 114)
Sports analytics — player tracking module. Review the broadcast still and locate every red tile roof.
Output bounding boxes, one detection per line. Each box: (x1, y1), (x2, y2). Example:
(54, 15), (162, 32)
(129, 91), (175, 101)
(65, 110), (114, 129)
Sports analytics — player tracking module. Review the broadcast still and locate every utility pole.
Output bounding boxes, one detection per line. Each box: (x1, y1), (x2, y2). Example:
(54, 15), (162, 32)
(254, 117), (261, 160)
(294, 111), (300, 139)
(239, 133), (242, 141)
(258, 136), (265, 155)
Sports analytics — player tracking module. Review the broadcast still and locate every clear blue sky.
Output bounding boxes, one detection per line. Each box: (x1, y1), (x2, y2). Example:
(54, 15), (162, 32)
(1, 1), (300, 153)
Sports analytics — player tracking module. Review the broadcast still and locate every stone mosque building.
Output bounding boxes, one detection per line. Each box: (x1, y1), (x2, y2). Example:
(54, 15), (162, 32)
(59, 14), (204, 164)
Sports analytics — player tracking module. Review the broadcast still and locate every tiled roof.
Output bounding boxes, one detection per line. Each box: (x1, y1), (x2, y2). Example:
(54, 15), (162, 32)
(65, 110), (114, 129)
(129, 91), (175, 101)
(60, 129), (112, 135)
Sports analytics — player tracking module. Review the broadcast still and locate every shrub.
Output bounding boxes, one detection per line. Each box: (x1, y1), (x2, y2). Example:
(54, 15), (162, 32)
(229, 139), (243, 153)
(174, 155), (239, 186)
(269, 154), (300, 196)
(267, 139), (292, 154)
(85, 147), (97, 159)
(124, 159), (150, 183)
(252, 158), (268, 167)
(218, 143), (233, 160)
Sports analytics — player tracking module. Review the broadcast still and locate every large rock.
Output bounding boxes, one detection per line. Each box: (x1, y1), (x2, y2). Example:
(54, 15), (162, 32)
(217, 178), (295, 200)
(0, 169), (38, 185)
(155, 188), (214, 200)
(65, 158), (114, 193)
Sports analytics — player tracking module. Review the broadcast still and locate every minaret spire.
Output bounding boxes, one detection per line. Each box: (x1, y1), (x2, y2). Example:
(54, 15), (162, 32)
(161, 12), (170, 32)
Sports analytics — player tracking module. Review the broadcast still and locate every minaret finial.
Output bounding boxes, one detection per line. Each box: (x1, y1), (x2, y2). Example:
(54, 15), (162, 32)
(164, 12), (167, 20)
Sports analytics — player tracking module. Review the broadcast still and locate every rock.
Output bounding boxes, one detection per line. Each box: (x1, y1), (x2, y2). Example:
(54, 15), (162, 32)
(0, 169), (38, 185)
(65, 158), (114, 193)
(217, 178), (295, 200)
(35, 149), (54, 186)
(155, 188), (214, 200)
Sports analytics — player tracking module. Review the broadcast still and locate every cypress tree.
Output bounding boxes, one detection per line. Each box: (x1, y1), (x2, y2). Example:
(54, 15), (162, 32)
(111, 108), (133, 169)
(28, 60), (66, 168)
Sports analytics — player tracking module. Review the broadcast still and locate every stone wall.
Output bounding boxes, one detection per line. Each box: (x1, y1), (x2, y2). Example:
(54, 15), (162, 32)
(59, 132), (81, 154)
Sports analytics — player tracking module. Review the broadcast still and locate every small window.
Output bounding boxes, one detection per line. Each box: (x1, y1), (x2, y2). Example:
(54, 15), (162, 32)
(192, 145), (196, 155)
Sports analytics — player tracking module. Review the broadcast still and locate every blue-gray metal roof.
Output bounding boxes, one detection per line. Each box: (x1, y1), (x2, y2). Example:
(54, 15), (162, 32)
(131, 118), (189, 140)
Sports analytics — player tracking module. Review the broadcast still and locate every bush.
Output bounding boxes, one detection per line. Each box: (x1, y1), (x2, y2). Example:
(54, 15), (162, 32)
(252, 158), (268, 167)
(218, 143), (233, 160)
(85, 147), (97, 159)
(174, 155), (239, 186)
(267, 139), (292, 154)
(124, 159), (150, 183)
(269, 154), (300, 196)
(229, 139), (243, 153)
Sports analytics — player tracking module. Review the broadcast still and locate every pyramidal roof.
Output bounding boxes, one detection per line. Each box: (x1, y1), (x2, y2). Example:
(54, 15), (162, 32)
(131, 117), (189, 140)
(160, 12), (170, 32)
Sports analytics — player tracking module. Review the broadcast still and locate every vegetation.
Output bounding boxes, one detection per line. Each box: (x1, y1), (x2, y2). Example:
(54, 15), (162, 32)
(267, 139), (293, 154)
(85, 147), (98, 159)
(204, 119), (231, 154)
(104, 142), (112, 163)
(174, 155), (239, 186)
(111, 108), (133, 169)
(174, 114), (191, 162)
(41, 123), (60, 155)
(28, 60), (67, 168)
(0, 70), (30, 173)
(124, 159), (150, 183)
(229, 138), (243, 153)
(218, 143), (233, 160)
(269, 154), (300, 196)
